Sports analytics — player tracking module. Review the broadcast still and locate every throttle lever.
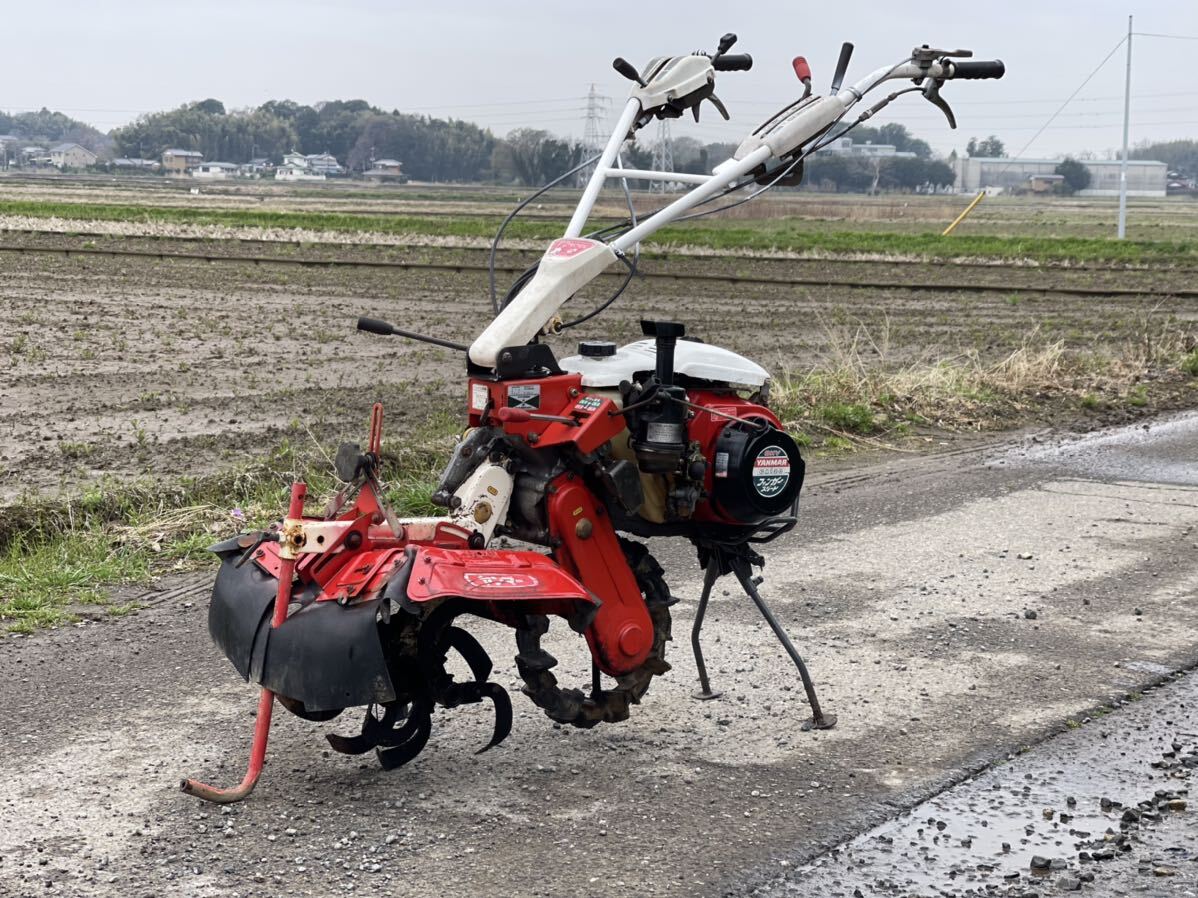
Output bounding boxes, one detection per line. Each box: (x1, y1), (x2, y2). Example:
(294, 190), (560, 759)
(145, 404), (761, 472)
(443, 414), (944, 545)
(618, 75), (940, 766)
(912, 45), (973, 64)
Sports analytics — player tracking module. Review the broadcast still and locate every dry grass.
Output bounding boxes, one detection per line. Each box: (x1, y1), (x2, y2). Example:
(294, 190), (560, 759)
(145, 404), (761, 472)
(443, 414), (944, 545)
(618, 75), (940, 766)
(772, 313), (1197, 449)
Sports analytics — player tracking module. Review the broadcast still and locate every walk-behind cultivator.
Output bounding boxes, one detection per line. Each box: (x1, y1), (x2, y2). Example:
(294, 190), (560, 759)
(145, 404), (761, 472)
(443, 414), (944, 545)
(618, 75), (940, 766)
(183, 33), (1003, 801)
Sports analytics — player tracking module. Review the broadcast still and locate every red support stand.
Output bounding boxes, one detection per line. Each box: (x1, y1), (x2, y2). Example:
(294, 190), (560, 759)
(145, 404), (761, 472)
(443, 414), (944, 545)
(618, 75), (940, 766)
(181, 482), (307, 803)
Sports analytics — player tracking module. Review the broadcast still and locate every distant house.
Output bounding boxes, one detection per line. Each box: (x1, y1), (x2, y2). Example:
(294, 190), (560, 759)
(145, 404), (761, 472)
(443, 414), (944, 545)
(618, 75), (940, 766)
(280, 150), (343, 176)
(240, 157), (272, 176)
(162, 149), (203, 174)
(275, 163), (325, 182)
(50, 143), (98, 170)
(364, 159), (405, 182)
(192, 161), (239, 179)
(1027, 173), (1065, 194)
(112, 157), (160, 172)
(305, 152), (342, 175)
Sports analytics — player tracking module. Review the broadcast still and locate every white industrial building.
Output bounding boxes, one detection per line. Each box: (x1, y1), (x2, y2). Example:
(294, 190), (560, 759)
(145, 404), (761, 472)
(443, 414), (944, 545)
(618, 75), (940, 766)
(954, 156), (1167, 197)
(825, 137), (917, 159)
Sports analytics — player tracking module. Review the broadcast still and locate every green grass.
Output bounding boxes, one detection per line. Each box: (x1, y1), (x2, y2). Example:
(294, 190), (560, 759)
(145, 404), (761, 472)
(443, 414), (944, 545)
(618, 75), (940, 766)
(0, 535), (151, 633)
(818, 401), (877, 434)
(0, 416), (456, 632)
(1182, 350), (1198, 377)
(5, 198), (1198, 263)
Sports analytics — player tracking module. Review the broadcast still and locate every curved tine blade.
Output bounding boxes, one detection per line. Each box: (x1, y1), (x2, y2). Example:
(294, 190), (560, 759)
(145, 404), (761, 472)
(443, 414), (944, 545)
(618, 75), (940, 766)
(446, 626), (493, 682)
(373, 699), (432, 747)
(326, 704), (399, 755)
(376, 711), (432, 771)
(476, 682), (513, 754)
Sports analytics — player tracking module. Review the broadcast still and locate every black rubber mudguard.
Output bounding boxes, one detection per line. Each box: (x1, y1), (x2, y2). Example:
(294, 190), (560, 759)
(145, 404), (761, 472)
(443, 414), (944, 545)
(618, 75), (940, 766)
(207, 549), (397, 712)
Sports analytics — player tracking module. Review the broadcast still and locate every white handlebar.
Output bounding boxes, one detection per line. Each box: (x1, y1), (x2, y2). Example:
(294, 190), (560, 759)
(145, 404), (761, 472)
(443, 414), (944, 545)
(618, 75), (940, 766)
(467, 55), (954, 368)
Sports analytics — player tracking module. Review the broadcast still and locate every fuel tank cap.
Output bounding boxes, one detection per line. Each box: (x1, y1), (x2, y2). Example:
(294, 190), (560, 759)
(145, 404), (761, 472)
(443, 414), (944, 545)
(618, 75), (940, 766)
(579, 340), (617, 358)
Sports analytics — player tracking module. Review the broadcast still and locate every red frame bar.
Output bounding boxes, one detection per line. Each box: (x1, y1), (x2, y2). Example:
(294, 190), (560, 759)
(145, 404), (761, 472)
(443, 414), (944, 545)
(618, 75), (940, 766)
(180, 482), (307, 803)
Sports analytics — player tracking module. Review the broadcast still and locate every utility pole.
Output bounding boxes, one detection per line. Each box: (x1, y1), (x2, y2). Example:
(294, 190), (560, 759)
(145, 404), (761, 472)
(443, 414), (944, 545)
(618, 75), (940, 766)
(581, 83), (610, 184)
(1117, 14), (1132, 239)
(650, 117), (674, 193)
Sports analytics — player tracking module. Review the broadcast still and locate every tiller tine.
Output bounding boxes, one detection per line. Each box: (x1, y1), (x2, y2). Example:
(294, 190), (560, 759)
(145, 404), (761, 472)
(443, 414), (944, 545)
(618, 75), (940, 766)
(438, 625), (513, 754)
(325, 702), (406, 756)
(376, 710), (433, 770)
(445, 626), (493, 682)
(475, 681), (513, 754)
(327, 622), (513, 770)
(181, 483), (307, 804)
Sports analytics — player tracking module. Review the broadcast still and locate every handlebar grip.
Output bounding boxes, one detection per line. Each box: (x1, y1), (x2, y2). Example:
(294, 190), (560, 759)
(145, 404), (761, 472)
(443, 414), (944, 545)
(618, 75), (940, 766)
(950, 59), (1005, 80)
(712, 53), (753, 71)
(357, 316), (395, 336)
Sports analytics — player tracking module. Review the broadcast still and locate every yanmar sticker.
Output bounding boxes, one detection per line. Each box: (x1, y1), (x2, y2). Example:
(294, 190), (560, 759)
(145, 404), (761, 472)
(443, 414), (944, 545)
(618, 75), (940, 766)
(751, 446), (790, 498)
(463, 572), (540, 589)
(547, 238), (597, 258)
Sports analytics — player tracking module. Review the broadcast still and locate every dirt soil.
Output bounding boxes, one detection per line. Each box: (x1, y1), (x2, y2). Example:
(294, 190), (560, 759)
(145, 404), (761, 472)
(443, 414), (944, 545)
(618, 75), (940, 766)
(2, 238), (1195, 504)
(2, 412), (1198, 897)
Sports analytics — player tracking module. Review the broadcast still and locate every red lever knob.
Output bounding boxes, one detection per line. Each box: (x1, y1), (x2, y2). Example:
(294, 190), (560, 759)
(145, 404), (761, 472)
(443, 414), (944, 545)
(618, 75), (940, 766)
(792, 56), (812, 83)
(496, 406), (531, 423)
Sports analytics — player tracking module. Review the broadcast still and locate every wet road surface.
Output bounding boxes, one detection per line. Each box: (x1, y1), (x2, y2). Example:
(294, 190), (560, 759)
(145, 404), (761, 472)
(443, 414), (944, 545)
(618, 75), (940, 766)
(1, 412), (1197, 897)
(758, 670), (1198, 896)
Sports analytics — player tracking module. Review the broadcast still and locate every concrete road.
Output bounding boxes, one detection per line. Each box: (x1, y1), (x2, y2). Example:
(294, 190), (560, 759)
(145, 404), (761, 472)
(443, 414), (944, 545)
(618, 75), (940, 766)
(2, 412), (1197, 898)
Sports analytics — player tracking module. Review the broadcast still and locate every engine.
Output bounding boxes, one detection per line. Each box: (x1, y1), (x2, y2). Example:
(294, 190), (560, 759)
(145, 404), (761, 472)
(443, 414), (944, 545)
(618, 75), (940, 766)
(557, 321), (804, 536)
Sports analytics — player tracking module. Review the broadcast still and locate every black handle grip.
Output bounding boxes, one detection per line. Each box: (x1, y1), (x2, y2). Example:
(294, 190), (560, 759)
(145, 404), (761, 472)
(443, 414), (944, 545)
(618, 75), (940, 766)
(830, 41), (854, 91)
(613, 57), (646, 86)
(357, 316), (395, 336)
(950, 59), (1005, 80)
(712, 53), (753, 71)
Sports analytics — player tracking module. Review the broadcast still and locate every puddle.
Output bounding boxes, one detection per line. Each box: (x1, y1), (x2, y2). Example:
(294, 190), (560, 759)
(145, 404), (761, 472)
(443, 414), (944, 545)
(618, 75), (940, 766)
(756, 672), (1198, 896)
(997, 412), (1198, 487)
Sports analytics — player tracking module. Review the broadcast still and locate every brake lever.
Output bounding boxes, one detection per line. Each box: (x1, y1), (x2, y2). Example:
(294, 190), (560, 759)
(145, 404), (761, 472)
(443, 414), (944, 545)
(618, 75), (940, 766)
(921, 77), (957, 129)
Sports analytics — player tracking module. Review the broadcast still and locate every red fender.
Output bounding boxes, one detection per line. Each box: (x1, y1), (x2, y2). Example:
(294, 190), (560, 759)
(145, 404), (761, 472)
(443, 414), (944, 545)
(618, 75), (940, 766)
(405, 547), (592, 605)
(548, 475), (654, 676)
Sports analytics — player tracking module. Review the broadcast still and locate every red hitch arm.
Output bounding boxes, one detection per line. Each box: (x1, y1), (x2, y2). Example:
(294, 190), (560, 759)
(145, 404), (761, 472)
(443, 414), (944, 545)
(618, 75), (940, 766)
(181, 481), (307, 803)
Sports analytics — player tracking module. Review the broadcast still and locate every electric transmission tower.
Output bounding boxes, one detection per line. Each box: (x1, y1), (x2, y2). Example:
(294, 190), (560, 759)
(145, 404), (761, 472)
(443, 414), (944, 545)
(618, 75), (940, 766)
(580, 83), (611, 184)
(650, 117), (675, 193)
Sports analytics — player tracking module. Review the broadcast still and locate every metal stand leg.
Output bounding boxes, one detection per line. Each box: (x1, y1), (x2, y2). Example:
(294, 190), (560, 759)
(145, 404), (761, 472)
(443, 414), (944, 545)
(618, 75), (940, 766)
(730, 557), (836, 731)
(691, 558), (723, 700)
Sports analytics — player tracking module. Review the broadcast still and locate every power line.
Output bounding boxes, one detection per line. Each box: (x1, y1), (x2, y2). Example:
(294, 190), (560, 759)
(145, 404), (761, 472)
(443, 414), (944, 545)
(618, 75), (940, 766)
(1001, 35), (1129, 164)
(1133, 32), (1198, 41)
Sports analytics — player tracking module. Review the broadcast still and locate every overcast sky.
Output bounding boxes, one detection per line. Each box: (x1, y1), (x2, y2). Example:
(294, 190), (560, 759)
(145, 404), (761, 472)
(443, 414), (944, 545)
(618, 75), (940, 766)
(5, 0), (1196, 159)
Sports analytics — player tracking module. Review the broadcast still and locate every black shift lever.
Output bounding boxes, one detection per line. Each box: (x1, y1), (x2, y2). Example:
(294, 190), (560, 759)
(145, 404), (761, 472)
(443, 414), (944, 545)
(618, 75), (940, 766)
(613, 57), (647, 87)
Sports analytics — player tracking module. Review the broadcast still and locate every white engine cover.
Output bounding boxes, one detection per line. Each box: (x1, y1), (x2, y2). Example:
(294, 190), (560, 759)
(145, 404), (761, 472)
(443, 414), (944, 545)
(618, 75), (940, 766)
(560, 339), (769, 388)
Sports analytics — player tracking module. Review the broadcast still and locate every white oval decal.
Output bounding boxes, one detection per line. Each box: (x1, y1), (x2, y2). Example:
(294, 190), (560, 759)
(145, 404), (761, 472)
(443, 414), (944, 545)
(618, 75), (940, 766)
(463, 572), (540, 589)
(752, 446), (790, 498)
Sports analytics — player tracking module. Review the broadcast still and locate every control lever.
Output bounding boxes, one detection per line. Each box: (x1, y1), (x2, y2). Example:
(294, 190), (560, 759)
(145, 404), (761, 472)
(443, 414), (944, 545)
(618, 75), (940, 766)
(921, 77), (957, 129)
(830, 42), (854, 92)
(911, 45), (973, 64)
(612, 57), (647, 87)
(792, 56), (813, 100)
(716, 32), (737, 56)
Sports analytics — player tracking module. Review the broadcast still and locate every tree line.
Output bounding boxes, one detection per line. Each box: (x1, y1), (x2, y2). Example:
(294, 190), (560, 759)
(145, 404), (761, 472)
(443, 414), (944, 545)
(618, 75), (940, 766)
(6, 98), (960, 191)
(0, 108), (110, 152)
(1130, 139), (1198, 177)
